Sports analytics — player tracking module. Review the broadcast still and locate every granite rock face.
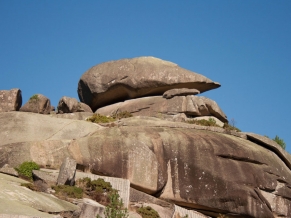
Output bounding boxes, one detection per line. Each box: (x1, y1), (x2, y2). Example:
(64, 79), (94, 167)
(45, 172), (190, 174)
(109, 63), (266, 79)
(0, 88), (22, 112)
(20, 94), (52, 114)
(1, 116), (290, 217)
(78, 57), (220, 111)
(96, 95), (228, 123)
(57, 96), (92, 113)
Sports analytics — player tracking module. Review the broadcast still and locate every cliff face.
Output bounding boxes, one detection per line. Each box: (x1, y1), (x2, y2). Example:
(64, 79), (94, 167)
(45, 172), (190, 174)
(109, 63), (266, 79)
(0, 57), (290, 218)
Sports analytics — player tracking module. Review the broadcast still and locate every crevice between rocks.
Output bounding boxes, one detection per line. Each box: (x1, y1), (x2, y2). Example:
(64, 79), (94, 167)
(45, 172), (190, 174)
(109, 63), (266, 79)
(217, 154), (266, 165)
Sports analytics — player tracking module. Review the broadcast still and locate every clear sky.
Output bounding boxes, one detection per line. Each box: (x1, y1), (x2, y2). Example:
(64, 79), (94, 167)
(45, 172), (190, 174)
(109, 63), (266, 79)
(1, 1), (290, 153)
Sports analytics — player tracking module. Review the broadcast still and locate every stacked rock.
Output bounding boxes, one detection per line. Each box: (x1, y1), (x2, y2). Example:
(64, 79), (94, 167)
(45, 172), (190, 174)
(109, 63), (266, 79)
(78, 56), (227, 123)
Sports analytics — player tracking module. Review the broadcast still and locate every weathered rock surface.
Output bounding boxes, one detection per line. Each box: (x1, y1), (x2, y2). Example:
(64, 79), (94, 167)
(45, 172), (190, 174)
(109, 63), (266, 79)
(1, 116), (290, 217)
(20, 94), (52, 114)
(0, 111), (103, 146)
(57, 157), (77, 185)
(96, 95), (228, 123)
(57, 96), (92, 113)
(50, 112), (94, 120)
(78, 57), (220, 111)
(0, 88), (22, 112)
(163, 88), (200, 99)
(0, 164), (18, 177)
(79, 198), (105, 218)
(0, 173), (79, 217)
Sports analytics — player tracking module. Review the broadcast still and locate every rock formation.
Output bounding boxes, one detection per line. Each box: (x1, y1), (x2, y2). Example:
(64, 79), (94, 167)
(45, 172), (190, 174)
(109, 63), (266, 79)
(0, 88), (22, 112)
(57, 96), (92, 113)
(0, 57), (290, 218)
(78, 56), (220, 111)
(96, 95), (227, 123)
(20, 94), (53, 114)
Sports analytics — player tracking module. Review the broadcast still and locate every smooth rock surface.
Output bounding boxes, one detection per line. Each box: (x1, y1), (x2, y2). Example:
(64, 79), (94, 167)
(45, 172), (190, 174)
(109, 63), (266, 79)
(163, 88), (200, 99)
(78, 57), (220, 111)
(0, 173), (78, 217)
(96, 95), (227, 123)
(57, 96), (92, 113)
(0, 112), (103, 146)
(20, 94), (52, 114)
(0, 89), (22, 112)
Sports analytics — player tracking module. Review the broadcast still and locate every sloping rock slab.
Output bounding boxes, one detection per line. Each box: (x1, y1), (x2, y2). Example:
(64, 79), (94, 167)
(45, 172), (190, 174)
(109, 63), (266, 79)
(96, 95), (227, 123)
(50, 112), (94, 121)
(0, 89), (22, 112)
(0, 112), (103, 146)
(0, 173), (78, 217)
(78, 56), (220, 111)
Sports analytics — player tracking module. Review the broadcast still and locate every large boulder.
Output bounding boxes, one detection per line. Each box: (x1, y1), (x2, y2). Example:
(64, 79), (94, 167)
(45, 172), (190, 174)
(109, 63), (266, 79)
(78, 57), (220, 111)
(1, 117), (290, 217)
(96, 95), (228, 123)
(0, 111), (103, 146)
(0, 88), (22, 112)
(57, 96), (92, 113)
(20, 94), (52, 114)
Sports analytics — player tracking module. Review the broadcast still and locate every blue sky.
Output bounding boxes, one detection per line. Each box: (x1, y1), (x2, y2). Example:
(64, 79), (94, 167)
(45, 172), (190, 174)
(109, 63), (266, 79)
(1, 1), (290, 153)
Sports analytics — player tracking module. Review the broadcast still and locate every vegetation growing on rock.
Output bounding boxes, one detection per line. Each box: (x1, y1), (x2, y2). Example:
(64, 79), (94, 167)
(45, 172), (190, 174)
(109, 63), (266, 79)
(52, 185), (83, 199)
(29, 94), (39, 101)
(223, 123), (241, 132)
(273, 135), (286, 150)
(137, 206), (160, 218)
(87, 111), (133, 123)
(187, 118), (219, 127)
(15, 161), (40, 180)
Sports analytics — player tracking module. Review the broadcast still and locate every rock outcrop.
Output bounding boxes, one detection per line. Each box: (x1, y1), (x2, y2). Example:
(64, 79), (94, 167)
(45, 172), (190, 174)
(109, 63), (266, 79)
(0, 88), (22, 112)
(78, 57), (220, 111)
(57, 96), (92, 113)
(20, 94), (52, 114)
(1, 115), (290, 217)
(96, 95), (228, 123)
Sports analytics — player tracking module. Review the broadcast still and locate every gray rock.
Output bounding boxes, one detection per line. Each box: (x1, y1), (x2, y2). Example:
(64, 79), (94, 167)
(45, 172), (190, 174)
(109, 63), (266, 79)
(79, 198), (105, 218)
(0, 111), (103, 147)
(163, 88), (200, 99)
(50, 112), (94, 121)
(0, 88), (22, 112)
(57, 96), (92, 113)
(57, 157), (77, 186)
(96, 95), (228, 123)
(20, 94), (52, 114)
(0, 173), (79, 217)
(78, 57), (220, 111)
(0, 164), (18, 177)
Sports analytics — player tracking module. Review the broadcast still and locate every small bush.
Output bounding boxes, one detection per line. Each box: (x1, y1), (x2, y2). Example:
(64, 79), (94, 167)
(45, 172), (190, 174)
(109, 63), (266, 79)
(187, 118), (219, 127)
(113, 111), (133, 119)
(137, 206), (160, 218)
(52, 185), (83, 199)
(29, 94), (39, 100)
(87, 114), (116, 123)
(223, 123), (241, 132)
(21, 182), (38, 191)
(103, 191), (128, 218)
(15, 161), (40, 180)
(273, 135), (286, 150)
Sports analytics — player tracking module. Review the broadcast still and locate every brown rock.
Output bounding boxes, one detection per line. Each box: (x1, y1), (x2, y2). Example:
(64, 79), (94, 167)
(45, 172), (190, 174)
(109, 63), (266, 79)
(57, 96), (92, 113)
(0, 88), (22, 112)
(96, 95), (228, 123)
(78, 57), (220, 111)
(20, 94), (52, 114)
(163, 88), (200, 99)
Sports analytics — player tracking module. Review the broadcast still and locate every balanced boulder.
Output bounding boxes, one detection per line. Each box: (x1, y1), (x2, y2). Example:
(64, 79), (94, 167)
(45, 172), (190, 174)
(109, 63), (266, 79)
(20, 94), (52, 114)
(57, 96), (92, 113)
(78, 57), (220, 111)
(0, 88), (22, 112)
